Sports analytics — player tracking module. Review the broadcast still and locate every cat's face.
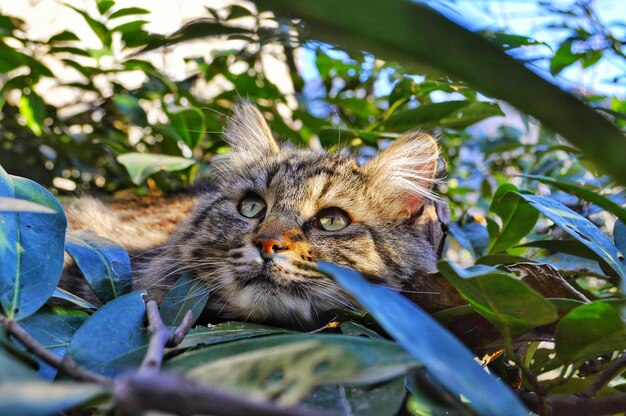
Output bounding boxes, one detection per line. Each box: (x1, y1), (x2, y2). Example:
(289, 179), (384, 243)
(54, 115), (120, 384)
(172, 103), (444, 328)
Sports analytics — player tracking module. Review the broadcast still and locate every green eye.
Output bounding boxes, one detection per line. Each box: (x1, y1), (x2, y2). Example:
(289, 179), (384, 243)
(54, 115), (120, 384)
(317, 208), (350, 231)
(239, 194), (266, 218)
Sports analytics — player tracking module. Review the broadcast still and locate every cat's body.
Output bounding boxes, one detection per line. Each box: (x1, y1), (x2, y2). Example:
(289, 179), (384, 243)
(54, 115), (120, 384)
(62, 103), (448, 329)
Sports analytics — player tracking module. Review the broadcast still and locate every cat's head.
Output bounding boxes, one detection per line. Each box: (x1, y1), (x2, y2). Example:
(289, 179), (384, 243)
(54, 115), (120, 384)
(172, 103), (446, 328)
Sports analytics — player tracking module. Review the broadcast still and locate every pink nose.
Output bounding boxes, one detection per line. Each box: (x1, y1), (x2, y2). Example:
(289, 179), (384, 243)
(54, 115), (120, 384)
(255, 238), (285, 259)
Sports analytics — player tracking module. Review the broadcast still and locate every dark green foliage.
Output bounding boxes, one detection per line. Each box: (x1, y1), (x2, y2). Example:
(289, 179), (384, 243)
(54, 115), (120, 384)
(1, 1), (626, 415)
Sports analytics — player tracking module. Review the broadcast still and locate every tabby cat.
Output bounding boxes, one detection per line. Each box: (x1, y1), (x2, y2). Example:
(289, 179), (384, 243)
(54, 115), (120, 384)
(63, 103), (448, 329)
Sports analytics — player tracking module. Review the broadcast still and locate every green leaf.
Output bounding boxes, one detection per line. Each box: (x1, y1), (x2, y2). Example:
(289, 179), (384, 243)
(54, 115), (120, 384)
(0, 167), (67, 320)
(0, 197), (55, 213)
(0, 347), (41, 381)
(48, 30), (80, 43)
(488, 184), (539, 253)
(18, 91), (46, 136)
(615, 220), (626, 267)
(550, 40), (580, 76)
(18, 306), (88, 379)
(514, 193), (625, 282)
(170, 322), (291, 352)
(137, 19), (251, 54)
(113, 94), (147, 125)
(0, 382), (106, 416)
(66, 291), (148, 377)
(167, 107), (206, 149)
(108, 7), (150, 19)
(0, 46), (30, 73)
(67, 6), (111, 48)
(556, 301), (626, 364)
(96, 0), (115, 15)
(117, 153), (197, 185)
(255, 0), (626, 186)
(226, 5), (253, 20)
(64, 230), (132, 303)
(167, 334), (417, 406)
(317, 262), (528, 416)
(159, 273), (210, 327)
(521, 174), (626, 224)
(447, 219), (489, 258)
(437, 261), (558, 337)
(385, 100), (503, 131)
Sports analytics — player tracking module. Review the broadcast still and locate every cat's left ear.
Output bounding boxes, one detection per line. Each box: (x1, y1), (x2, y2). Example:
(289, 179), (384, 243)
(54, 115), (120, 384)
(363, 131), (440, 216)
(223, 102), (279, 157)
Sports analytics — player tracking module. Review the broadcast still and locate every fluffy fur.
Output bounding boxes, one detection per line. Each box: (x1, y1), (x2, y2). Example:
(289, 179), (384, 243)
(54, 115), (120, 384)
(63, 103), (447, 329)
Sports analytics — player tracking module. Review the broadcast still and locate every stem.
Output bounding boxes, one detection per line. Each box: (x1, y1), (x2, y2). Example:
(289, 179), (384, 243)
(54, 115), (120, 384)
(583, 354), (626, 397)
(0, 314), (110, 385)
(503, 335), (548, 414)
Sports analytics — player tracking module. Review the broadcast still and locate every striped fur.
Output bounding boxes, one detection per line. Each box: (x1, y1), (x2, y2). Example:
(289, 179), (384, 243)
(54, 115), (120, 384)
(63, 103), (447, 329)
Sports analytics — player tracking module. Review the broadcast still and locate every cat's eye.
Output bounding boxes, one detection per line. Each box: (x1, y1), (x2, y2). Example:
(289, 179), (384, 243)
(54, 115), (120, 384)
(239, 194), (266, 218)
(317, 208), (350, 231)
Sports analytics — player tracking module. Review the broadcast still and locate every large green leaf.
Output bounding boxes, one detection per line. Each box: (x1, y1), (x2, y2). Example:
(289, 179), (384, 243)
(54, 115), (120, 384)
(167, 107), (206, 149)
(108, 7), (150, 19)
(317, 262), (528, 416)
(438, 261), (558, 337)
(66, 291), (148, 377)
(522, 174), (626, 223)
(18, 306), (88, 379)
(166, 333), (417, 406)
(65, 230), (132, 303)
(256, 0), (626, 186)
(488, 184), (539, 254)
(514, 193), (625, 282)
(0, 167), (67, 320)
(18, 91), (46, 136)
(0, 346), (41, 381)
(67, 6), (111, 48)
(555, 301), (626, 364)
(0, 382), (106, 416)
(0, 197), (54, 214)
(615, 220), (626, 267)
(117, 153), (196, 185)
(385, 100), (503, 131)
(159, 273), (210, 327)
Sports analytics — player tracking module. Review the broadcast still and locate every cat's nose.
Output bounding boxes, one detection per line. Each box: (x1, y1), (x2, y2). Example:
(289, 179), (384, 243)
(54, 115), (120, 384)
(255, 238), (286, 260)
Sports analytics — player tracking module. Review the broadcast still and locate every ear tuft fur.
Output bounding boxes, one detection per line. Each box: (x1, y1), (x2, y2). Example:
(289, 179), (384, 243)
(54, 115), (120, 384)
(223, 102), (279, 157)
(363, 131), (441, 216)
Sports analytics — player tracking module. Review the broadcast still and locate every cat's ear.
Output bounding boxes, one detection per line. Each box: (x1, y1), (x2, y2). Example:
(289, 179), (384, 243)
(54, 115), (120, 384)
(363, 131), (440, 216)
(223, 102), (279, 156)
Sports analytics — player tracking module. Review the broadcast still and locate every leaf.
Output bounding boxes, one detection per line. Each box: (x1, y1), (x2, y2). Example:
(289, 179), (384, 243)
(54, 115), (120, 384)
(226, 5), (253, 20)
(615, 220), (626, 267)
(167, 334), (417, 406)
(514, 192), (625, 283)
(137, 19), (251, 54)
(488, 184), (539, 253)
(48, 30), (80, 43)
(108, 7), (150, 19)
(0, 382), (106, 416)
(167, 107), (206, 149)
(0, 197), (55, 213)
(555, 301), (626, 364)
(0, 168), (67, 320)
(117, 153), (197, 185)
(317, 262), (528, 416)
(96, 0), (115, 15)
(550, 40), (580, 76)
(0, 347), (41, 381)
(447, 218), (489, 258)
(0, 46), (30, 73)
(67, 6), (111, 48)
(159, 273), (210, 327)
(51, 288), (97, 310)
(385, 100), (503, 131)
(65, 230), (132, 303)
(521, 174), (626, 223)
(18, 306), (88, 379)
(170, 322), (291, 352)
(18, 91), (46, 136)
(113, 93), (147, 125)
(437, 261), (558, 337)
(66, 291), (148, 377)
(256, 0), (626, 186)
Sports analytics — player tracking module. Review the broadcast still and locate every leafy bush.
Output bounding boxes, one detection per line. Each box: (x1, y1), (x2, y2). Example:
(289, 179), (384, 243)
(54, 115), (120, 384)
(1, 1), (626, 415)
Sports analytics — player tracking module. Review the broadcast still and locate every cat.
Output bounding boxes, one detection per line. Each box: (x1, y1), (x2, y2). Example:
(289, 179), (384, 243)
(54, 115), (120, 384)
(62, 103), (448, 329)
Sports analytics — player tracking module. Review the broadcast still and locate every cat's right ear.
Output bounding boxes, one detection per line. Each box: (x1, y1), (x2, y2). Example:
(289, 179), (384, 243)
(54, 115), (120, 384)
(223, 102), (279, 157)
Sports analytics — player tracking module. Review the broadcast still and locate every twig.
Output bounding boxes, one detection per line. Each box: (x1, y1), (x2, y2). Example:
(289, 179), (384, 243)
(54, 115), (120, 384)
(114, 372), (326, 416)
(520, 390), (626, 416)
(582, 353), (626, 397)
(140, 300), (193, 374)
(0, 314), (110, 385)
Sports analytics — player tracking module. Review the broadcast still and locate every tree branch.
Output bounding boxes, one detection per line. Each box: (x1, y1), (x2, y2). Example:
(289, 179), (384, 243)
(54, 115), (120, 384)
(0, 314), (110, 385)
(583, 353), (626, 397)
(521, 390), (626, 416)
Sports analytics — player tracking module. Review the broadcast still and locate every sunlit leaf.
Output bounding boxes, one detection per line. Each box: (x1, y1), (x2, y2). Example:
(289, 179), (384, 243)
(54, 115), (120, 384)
(18, 91), (46, 136)
(108, 7), (150, 19)
(159, 273), (210, 327)
(488, 184), (539, 254)
(117, 153), (197, 185)
(171, 322), (291, 352)
(51, 288), (97, 310)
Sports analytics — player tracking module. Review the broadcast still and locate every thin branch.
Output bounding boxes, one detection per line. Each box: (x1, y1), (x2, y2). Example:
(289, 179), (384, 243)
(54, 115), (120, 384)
(521, 390), (626, 416)
(583, 353), (626, 397)
(168, 310), (194, 347)
(140, 300), (172, 374)
(0, 314), (110, 385)
(113, 372), (327, 416)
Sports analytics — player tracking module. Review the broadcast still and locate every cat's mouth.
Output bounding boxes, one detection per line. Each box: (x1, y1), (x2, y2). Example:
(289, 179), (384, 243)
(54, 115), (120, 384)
(238, 260), (297, 288)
